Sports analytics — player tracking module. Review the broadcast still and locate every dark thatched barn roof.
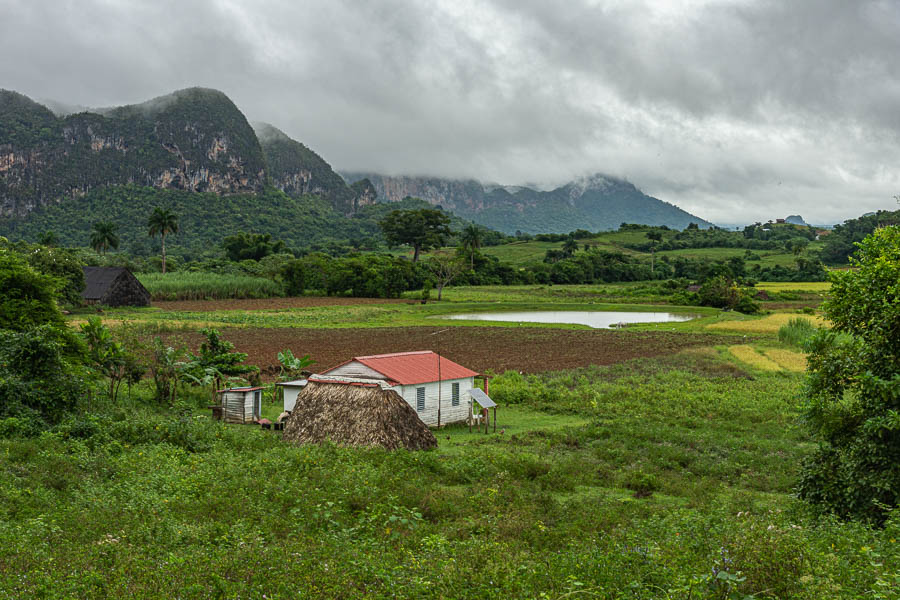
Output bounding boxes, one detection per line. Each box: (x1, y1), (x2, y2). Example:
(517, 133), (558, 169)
(81, 267), (151, 307)
(282, 380), (437, 451)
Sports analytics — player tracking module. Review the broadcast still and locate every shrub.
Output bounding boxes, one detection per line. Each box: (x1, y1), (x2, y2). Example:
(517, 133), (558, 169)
(798, 225), (900, 523)
(777, 317), (818, 348)
(0, 326), (88, 424)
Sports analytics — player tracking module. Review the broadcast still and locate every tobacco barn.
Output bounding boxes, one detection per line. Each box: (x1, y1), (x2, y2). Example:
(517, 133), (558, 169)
(81, 267), (151, 307)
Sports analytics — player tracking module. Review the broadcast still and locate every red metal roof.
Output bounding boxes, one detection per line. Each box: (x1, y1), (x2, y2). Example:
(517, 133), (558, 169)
(322, 351), (478, 386)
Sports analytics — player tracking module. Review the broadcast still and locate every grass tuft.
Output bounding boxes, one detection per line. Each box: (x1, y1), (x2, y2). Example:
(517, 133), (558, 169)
(777, 317), (819, 347)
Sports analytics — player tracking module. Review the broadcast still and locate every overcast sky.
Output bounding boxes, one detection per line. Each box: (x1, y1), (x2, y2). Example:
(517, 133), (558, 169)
(2, 0), (899, 225)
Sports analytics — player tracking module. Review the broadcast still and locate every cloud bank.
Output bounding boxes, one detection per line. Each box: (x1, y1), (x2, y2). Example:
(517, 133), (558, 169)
(2, 0), (898, 224)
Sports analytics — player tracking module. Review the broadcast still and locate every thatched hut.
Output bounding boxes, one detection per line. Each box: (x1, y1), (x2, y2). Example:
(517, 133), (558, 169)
(282, 378), (437, 451)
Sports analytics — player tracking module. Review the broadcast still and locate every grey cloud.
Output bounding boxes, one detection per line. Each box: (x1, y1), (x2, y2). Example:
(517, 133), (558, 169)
(0, 0), (898, 224)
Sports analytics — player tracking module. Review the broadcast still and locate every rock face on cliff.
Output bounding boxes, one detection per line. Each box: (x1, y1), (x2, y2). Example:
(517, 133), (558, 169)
(343, 172), (712, 234)
(0, 88), (268, 217)
(784, 215), (809, 226)
(255, 123), (375, 215)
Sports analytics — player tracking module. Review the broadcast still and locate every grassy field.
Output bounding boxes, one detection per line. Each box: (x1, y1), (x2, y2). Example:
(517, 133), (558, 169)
(8, 282), (897, 598)
(3, 352), (897, 598)
(477, 231), (824, 267)
(756, 281), (831, 292)
(139, 272), (285, 300)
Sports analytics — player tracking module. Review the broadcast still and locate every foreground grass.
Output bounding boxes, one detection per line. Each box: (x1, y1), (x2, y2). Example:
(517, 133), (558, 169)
(1, 353), (898, 598)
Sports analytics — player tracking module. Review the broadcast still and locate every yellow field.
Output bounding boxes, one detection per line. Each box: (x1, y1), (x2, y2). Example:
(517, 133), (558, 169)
(69, 318), (239, 330)
(756, 281), (831, 292)
(727, 345), (782, 371)
(763, 348), (807, 372)
(707, 312), (827, 334)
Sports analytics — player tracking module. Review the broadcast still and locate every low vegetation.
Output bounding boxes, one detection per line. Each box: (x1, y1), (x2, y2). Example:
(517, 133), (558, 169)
(138, 272), (285, 301)
(2, 213), (898, 596)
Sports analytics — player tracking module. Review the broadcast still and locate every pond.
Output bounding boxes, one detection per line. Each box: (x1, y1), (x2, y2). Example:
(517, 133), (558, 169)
(440, 310), (699, 329)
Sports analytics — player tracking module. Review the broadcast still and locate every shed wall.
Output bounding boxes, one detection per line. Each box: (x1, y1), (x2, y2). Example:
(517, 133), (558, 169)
(221, 391), (259, 423)
(283, 386), (302, 412)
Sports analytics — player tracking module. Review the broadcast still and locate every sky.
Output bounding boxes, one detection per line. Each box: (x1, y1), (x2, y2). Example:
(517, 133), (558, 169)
(2, 0), (899, 225)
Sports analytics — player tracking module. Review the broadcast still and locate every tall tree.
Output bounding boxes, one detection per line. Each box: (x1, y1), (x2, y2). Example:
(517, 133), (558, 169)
(425, 251), (466, 301)
(90, 221), (119, 255)
(148, 208), (179, 274)
(459, 224), (484, 269)
(646, 230), (664, 277)
(798, 225), (900, 523)
(379, 208), (451, 262)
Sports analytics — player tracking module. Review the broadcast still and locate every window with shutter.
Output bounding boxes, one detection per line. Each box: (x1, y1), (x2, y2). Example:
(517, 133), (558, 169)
(452, 382), (460, 406)
(416, 387), (425, 412)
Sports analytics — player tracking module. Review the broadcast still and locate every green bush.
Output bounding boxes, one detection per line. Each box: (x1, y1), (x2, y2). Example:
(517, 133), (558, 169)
(798, 225), (900, 523)
(778, 317), (818, 347)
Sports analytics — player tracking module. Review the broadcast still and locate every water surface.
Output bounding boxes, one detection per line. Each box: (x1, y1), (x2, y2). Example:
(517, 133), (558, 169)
(441, 310), (698, 329)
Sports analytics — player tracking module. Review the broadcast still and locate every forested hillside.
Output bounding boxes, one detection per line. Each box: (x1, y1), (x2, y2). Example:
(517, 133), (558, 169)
(0, 88), (268, 216)
(818, 208), (900, 264)
(0, 185), (479, 259)
(255, 122), (375, 214)
(0, 88), (374, 220)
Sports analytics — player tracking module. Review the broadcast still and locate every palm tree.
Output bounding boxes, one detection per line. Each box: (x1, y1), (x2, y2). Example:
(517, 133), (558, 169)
(561, 237), (579, 258)
(459, 225), (484, 268)
(38, 230), (59, 247)
(646, 230), (664, 278)
(90, 222), (119, 255)
(148, 208), (179, 274)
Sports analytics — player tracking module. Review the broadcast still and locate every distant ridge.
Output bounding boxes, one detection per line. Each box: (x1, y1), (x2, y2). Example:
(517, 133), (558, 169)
(2, 85), (709, 237)
(343, 172), (712, 234)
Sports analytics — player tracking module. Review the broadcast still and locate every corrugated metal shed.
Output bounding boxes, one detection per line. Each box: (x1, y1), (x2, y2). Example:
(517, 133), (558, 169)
(322, 351), (478, 385)
(468, 387), (496, 408)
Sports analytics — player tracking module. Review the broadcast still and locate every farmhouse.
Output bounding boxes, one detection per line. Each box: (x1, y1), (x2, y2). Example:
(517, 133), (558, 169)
(319, 351), (479, 427)
(282, 379), (437, 450)
(81, 266), (151, 307)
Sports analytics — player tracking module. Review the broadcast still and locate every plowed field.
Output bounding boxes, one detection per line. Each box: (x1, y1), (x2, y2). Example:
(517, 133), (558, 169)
(169, 326), (742, 378)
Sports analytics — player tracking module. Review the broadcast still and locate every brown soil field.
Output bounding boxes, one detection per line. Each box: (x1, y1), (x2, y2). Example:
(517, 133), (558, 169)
(153, 297), (410, 312)
(168, 326), (743, 379)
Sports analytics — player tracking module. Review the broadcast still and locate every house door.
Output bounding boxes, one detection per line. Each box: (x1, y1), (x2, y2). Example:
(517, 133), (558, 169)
(253, 390), (261, 419)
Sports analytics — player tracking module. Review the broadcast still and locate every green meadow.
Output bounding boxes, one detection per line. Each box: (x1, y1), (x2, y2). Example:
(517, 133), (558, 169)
(4, 282), (898, 599)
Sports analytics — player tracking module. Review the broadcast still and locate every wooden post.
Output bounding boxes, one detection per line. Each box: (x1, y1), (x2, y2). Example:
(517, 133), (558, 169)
(468, 400), (473, 433)
(493, 406), (497, 432)
(482, 407), (489, 434)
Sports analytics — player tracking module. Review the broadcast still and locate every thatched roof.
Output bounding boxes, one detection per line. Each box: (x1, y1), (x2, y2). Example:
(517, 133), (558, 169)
(282, 380), (437, 451)
(81, 267), (150, 306)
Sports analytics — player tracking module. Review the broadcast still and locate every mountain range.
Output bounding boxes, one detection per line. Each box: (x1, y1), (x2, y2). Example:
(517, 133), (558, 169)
(343, 173), (711, 234)
(0, 86), (711, 246)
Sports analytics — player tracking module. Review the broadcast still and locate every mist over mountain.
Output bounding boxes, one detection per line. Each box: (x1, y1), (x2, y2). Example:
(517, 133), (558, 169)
(343, 173), (712, 234)
(1, 86), (709, 238)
